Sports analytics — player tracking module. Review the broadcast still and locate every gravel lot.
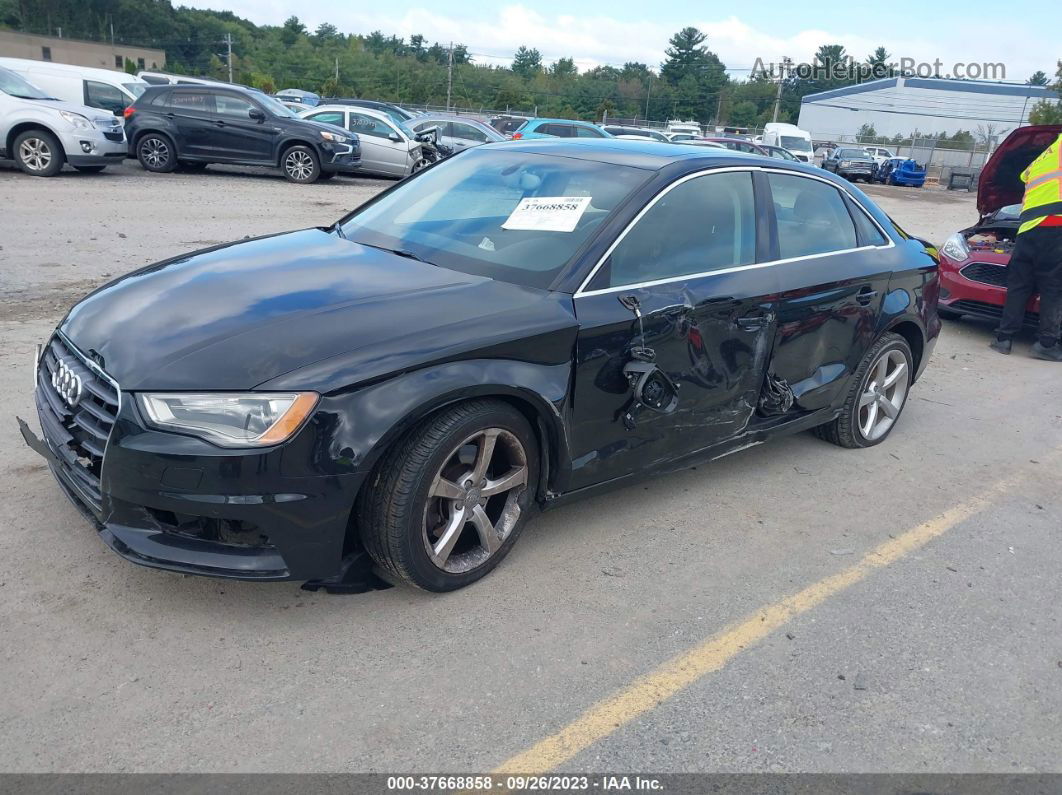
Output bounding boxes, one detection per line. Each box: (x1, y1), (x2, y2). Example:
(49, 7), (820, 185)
(2, 161), (1060, 774)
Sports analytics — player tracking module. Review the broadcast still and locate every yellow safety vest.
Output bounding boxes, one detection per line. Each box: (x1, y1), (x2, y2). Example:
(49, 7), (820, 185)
(1018, 132), (1062, 235)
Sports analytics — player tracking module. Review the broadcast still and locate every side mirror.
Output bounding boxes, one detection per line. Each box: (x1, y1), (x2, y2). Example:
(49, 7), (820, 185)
(248, 107), (265, 123)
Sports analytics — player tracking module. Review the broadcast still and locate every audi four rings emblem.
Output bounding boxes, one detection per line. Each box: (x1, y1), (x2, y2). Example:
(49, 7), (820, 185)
(52, 358), (83, 407)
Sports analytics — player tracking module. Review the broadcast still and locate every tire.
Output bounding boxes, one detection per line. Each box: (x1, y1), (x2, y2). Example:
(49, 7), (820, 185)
(13, 129), (65, 177)
(358, 399), (539, 592)
(281, 145), (320, 183)
(73, 165), (106, 173)
(813, 332), (914, 449)
(136, 133), (177, 173)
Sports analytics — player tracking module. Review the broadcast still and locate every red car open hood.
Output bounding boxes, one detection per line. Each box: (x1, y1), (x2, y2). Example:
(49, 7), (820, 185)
(978, 125), (1062, 218)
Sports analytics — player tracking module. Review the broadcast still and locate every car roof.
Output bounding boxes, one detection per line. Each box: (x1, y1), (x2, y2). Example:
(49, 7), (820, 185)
(303, 104), (398, 123)
(527, 118), (599, 126)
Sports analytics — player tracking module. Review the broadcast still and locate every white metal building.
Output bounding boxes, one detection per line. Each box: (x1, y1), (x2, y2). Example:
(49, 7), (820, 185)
(798, 76), (1057, 141)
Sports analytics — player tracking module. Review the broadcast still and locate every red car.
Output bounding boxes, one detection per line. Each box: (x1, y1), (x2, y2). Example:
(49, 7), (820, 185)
(938, 124), (1062, 325)
(700, 137), (770, 156)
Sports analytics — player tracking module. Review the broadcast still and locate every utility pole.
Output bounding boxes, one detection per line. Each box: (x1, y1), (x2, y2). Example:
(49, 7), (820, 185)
(335, 56), (339, 83)
(771, 56), (789, 123)
(446, 42), (454, 112)
(56, 26), (62, 39)
(644, 77), (652, 121)
(223, 33), (233, 83)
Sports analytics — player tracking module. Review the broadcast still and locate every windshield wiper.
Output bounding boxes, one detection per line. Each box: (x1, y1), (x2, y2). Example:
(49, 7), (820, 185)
(354, 240), (436, 266)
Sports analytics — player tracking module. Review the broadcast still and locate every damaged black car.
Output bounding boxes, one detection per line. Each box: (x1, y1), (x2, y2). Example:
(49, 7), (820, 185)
(21, 140), (940, 592)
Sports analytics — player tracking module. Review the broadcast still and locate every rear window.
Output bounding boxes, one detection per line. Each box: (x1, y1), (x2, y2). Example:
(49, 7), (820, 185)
(768, 173), (858, 259)
(339, 148), (649, 290)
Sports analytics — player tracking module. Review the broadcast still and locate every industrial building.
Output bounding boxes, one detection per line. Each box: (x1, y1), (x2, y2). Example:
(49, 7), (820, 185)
(798, 76), (1057, 141)
(0, 30), (164, 72)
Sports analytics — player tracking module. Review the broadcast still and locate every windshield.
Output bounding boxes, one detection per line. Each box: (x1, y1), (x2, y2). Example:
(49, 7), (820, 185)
(780, 135), (812, 152)
(0, 67), (53, 100)
(123, 82), (147, 98)
(338, 148), (649, 290)
(256, 93), (298, 118)
(837, 148), (870, 159)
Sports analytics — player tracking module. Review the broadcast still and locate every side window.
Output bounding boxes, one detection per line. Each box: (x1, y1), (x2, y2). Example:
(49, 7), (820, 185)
(215, 94), (257, 118)
(768, 173), (858, 259)
(452, 123), (488, 143)
(548, 124), (575, 138)
(576, 125), (604, 138)
(308, 111), (346, 127)
(845, 197), (888, 246)
(349, 113), (396, 139)
(592, 171), (757, 289)
(84, 80), (127, 114)
(165, 91), (214, 113)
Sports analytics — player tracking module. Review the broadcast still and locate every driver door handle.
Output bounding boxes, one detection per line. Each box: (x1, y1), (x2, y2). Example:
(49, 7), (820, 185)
(736, 314), (768, 331)
(856, 286), (879, 305)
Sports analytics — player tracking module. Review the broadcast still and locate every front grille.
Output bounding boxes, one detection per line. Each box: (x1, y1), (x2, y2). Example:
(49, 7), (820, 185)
(35, 336), (119, 513)
(960, 261), (1009, 288)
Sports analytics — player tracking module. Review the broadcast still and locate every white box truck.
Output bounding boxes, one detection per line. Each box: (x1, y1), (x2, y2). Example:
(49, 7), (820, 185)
(761, 123), (814, 163)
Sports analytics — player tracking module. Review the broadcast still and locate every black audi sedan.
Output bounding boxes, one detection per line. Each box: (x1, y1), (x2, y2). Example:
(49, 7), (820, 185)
(21, 140), (940, 592)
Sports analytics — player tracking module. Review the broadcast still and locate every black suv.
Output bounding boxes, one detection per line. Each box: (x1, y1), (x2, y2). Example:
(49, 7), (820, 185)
(123, 85), (360, 183)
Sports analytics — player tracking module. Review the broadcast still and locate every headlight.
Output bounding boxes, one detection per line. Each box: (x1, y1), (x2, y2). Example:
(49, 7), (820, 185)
(319, 131), (348, 143)
(839, 159), (851, 167)
(941, 233), (970, 263)
(59, 110), (93, 131)
(137, 392), (319, 448)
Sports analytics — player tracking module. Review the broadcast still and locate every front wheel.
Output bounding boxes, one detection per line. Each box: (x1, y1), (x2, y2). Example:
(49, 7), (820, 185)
(358, 400), (538, 591)
(281, 145), (320, 183)
(137, 134), (177, 172)
(814, 332), (913, 449)
(13, 130), (65, 177)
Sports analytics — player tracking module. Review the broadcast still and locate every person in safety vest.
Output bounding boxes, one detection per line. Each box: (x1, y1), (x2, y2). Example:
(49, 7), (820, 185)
(990, 132), (1062, 360)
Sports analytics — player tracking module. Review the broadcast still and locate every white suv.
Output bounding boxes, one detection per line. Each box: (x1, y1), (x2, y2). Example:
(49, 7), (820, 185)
(0, 66), (126, 176)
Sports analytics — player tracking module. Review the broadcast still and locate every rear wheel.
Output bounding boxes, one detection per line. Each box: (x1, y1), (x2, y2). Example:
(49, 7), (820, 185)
(281, 145), (320, 183)
(814, 332), (913, 449)
(358, 400), (538, 591)
(136, 133), (177, 172)
(13, 130), (64, 177)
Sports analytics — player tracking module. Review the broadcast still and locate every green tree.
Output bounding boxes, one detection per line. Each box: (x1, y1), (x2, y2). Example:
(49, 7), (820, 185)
(727, 100), (758, 127)
(866, 46), (892, 80)
(660, 27), (727, 122)
(123, 57), (137, 75)
(1029, 61), (1062, 124)
(550, 56), (577, 79)
(1027, 71), (1049, 86)
(281, 16), (306, 47)
(512, 46), (542, 79)
(856, 122), (877, 142)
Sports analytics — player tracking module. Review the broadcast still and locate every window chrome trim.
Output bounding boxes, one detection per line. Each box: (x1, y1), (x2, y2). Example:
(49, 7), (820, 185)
(574, 165), (895, 298)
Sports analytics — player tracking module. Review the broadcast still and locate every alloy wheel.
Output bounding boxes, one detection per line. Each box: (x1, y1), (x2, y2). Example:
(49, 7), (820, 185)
(18, 137), (52, 172)
(858, 348), (910, 441)
(140, 138), (169, 168)
(422, 428), (529, 574)
(285, 150), (314, 181)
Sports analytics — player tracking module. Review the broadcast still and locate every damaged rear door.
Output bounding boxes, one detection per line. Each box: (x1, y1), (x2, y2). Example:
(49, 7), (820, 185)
(568, 168), (777, 490)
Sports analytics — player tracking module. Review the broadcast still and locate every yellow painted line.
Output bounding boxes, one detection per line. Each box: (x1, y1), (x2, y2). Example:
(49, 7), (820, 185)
(494, 460), (1052, 774)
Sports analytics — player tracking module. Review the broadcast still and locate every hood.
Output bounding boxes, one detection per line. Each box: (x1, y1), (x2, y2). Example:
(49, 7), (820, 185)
(20, 96), (120, 126)
(978, 125), (1062, 217)
(292, 116), (354, 140)
(60, 229), (571, 391)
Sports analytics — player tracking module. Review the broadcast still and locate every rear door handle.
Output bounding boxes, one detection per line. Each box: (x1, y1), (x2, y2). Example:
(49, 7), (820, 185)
(214, 120), (226, 127)
(856, 286), (879, 305)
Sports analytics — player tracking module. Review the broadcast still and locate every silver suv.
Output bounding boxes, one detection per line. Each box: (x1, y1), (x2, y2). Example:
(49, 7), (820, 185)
(0, 66), (126, 176)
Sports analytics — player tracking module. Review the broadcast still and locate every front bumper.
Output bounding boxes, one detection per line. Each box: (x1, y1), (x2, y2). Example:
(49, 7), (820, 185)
(837, 166), (874, 179)
(939, 253), (1040, 326)
(22, 338), (364, 582)
(57, 127), (127, 166)
(320, 142), (361, 174)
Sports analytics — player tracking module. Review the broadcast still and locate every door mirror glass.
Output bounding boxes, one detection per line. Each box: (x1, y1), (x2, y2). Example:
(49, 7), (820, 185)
(248, 107), (265, 122)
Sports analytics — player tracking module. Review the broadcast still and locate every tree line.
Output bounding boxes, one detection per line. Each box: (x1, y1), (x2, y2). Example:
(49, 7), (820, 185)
(1, 0), (1058, 129)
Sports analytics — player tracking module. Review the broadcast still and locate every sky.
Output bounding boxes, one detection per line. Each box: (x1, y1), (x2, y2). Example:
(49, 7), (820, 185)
(180, 0), (1056, 83)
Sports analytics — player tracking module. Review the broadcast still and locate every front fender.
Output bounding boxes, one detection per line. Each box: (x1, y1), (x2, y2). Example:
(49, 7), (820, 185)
(319, 358), (574, 498)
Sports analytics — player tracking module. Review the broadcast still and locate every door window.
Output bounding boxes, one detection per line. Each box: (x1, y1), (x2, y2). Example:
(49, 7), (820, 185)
(308, 111), (346, 127)
(845, 197), (888, 246)
(768, 173), (858, 259)
(84, 80), (127, 114)
(349, 113), (398, 140)
(575, 125), (605, 138)
(542, 124), (574, 137)
(215, 94), (258, 119)
(451, 123), (488, 143)
(591, 171), (757, 290)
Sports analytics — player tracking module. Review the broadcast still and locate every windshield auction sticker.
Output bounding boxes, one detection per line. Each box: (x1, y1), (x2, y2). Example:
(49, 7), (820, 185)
(502, 196), (591, 232)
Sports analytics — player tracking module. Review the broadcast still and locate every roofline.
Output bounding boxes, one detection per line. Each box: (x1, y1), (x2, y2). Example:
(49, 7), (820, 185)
(802, 76), (1057, 103)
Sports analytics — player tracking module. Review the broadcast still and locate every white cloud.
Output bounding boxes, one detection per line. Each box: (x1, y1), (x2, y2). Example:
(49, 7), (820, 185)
(182, 1), (1050, 81)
